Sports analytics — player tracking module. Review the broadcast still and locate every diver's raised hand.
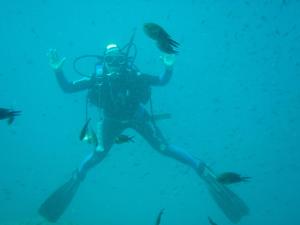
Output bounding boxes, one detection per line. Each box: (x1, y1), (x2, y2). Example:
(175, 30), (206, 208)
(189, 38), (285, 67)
(160, 54), (176, 69)
(47, 49), (66, 71)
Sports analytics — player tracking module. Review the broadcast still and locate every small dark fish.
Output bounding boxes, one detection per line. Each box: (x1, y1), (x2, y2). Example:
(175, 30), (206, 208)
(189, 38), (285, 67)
(208, 216), (218, 225)
(79, 118), (91, 141)
(155, 208), (165, 225)
(144, 22), (180, 54)
(217, 172), (251, 185)
(114, 134), (135, 144)
(0, 108), (21, 125)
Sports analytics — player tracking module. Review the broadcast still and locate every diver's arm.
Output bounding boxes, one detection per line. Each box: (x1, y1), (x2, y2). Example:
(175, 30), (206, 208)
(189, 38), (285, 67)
(158, 67), (173, 85)
(48, 49), (93, 93)
(144, 54), (175, 86)
(142, 68), (172, 86)
(55, 70), (93, 93)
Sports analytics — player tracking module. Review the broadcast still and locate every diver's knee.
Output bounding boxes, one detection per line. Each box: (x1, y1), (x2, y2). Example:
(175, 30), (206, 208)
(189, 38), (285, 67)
(96, 144), (104, 153)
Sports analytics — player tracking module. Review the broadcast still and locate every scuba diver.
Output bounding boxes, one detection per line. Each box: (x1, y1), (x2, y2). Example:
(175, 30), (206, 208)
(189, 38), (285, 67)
(39, 43), (249, 224)
(49, 44), (201, 178)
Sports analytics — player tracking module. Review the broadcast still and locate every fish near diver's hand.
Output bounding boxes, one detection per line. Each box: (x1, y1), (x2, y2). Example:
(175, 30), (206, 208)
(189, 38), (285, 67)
(144, 22), (180, 54)
(0, 108), (21, 125)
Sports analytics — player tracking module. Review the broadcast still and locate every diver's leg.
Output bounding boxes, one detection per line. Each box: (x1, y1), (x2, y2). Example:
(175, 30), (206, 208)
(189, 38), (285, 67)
(132, 118), (249, 222)
(132, 110), (249, 222)
(77, 119), (125, 179)
(131, 117), (203, 171)
(38, 119), (125, 222)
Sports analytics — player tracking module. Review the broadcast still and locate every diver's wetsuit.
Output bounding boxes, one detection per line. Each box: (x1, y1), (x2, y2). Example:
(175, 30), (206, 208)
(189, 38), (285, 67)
(55, 67), (202, 179)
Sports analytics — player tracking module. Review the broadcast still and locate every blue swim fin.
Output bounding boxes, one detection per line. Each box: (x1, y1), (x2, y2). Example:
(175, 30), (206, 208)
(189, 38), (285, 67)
(38, 175), (81, 222)
(201, 167), (249, 224)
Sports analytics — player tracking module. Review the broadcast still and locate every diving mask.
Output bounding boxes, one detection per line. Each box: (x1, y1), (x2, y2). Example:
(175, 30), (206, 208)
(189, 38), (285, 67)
(104, 54), (127, 66)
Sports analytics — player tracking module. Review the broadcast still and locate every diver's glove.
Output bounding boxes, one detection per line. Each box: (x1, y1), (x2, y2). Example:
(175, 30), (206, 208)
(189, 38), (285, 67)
(160, 54), (176, 69)
(47, 48), (66, 72)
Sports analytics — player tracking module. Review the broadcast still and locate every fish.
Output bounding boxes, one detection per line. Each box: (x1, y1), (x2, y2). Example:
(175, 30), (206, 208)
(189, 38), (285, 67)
(79, 118), (91, 141)
(144, 22), (180, 54)
(217, 172), (251, 185)
(0, 108), (21, 125)
(155, 208), (165, 225)
(114, 134), (135, 144)
(79, 118), (98, 146)
(208, 216), (218, 225)
(82, 128), (98, 146)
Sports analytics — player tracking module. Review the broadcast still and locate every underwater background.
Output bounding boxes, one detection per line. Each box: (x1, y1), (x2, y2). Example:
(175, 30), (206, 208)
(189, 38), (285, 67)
(1, 0), (300, 225)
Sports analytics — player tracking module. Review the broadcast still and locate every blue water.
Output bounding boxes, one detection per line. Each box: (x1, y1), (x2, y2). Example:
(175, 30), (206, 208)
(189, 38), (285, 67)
(1, 0), (300, 224)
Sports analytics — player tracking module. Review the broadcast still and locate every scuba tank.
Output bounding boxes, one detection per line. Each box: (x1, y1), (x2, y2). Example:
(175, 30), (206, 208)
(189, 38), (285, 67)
(73, 30), (138, 119)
